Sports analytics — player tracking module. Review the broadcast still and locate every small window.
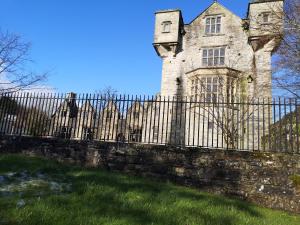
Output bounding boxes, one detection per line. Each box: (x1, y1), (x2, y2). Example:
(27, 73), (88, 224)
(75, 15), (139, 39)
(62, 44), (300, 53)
(162, 21), (172, 33)
(262, 13), (270, 23)
(205, 16), (222, 34)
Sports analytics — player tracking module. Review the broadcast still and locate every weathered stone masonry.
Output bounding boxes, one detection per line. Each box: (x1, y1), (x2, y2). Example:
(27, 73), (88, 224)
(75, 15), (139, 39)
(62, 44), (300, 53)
(0, 135), (299, 213)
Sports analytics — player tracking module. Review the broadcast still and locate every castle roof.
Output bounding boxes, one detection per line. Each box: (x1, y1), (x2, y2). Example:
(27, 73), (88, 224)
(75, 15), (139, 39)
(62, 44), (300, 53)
(155, 9), (181, 14)
(188, 1), (241, 25)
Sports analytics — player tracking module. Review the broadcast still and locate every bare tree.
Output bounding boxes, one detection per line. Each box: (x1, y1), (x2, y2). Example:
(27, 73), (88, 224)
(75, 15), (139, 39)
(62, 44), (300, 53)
(95, 86), (118, 98)
(188, 67), (267, 149)
(272, 0), (300, 97)
(0, 30), (47, 93)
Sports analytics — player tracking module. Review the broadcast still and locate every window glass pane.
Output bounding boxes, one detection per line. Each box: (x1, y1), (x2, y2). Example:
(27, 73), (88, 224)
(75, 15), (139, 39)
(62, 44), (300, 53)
(206, 94), (212, 102)
(216, 24), (221, 33)
(213, 77), (218, 83)
(207, 77), (212, 83)
(214, 57), (219, 66)
(220, 57), (225, 65)
(213, 85), (218, 92)
(203, 58), (208, 66)
(208, 49), (213, 56)
(208, 58), (213, 66)
(217, 17), (221, 23)
(206, 18), (211, 25)
(220, 48), (225, 56)
(211, 25), (216, 33)
(219, 78), (224, 86)
(263, 14), (269, 23)
(203, 49), (208, 57)
(207, 85), (212, 92)
(211, 18), (216, 24)
(205, 25), (210, 33)
(214, 49), (220, 57)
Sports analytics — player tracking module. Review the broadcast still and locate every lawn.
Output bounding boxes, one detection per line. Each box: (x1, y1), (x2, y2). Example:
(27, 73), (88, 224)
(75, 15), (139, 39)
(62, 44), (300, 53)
(0, 154), (299, 225)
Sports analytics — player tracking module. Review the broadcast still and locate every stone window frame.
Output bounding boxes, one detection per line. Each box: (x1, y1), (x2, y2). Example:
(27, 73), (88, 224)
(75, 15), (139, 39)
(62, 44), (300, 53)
(261, 12), (271, 24)
(205, 15), (222, 34)
(202, 47), (226, 67)
(190, 76), (224, 103)
(162, 21), (172, 33)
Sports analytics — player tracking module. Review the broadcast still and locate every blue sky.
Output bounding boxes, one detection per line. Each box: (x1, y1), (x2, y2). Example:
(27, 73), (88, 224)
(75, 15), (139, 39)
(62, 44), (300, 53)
(1, 0), (249, 95)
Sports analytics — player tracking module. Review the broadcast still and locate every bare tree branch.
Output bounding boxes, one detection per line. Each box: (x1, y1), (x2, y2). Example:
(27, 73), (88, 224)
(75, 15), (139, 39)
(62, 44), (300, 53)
(0, 29), (47, 94)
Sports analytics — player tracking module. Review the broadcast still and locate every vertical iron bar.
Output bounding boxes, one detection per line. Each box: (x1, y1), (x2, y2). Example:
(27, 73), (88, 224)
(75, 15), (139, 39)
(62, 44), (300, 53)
(278, 97), (282, 151)
(110, 94), (117, 142)
(284, 98), (288, 151)
(2, 93), (12, 135)
(295, 98), (299, 153)
(273, 98), (277, 151)
(97, 94), (105, 140)
(15, 92), (25, 136)
(141, 95), (146, 143)
(93, 94), (100, 140)
(211, 101), (215, 148)
(25, 92), (35, 136)
(157, 95), (161, 143)
(165, 96), (170, 144)
(161, 96), (166, 144)
(39, 93), (47, 136)
(51, 93), (58, 137)
(148, 96), (154, 144)
(247, 98), (250, 151)
(193, 98), (196, 146)
(289, 98), (293, 152)
(268, 98), (271, 151)
(257, 98), (260, 151)
(202, 97), (206, 147)
(262, 98), (266, 151)
(197, 98), (201, 147)
(188, 96), (191, 146)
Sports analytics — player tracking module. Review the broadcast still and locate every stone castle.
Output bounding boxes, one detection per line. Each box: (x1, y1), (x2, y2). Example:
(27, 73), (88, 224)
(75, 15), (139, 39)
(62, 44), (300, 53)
(154, 0), (283, 100)
(48, 0), (284, 149)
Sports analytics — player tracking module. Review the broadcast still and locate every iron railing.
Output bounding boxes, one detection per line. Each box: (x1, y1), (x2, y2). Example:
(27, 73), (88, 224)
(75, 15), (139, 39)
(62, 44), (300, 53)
(0, 92), (299, 153)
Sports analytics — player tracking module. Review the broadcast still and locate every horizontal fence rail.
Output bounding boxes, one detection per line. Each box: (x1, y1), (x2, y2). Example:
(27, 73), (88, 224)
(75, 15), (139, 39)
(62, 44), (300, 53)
(0, 92), (299, 153)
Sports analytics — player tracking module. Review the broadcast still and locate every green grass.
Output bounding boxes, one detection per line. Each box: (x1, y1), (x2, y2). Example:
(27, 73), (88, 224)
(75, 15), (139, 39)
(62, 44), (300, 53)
(0, 154), (299, 225)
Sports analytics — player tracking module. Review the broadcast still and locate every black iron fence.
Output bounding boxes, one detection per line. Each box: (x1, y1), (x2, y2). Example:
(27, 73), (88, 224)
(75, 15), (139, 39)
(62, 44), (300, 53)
(0, 92), (299, 153)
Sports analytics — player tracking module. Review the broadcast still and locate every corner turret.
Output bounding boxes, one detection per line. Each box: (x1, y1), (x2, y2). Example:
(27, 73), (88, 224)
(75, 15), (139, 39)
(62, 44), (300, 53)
(247, 0), (284, 51)
(153, 9), (184, 57)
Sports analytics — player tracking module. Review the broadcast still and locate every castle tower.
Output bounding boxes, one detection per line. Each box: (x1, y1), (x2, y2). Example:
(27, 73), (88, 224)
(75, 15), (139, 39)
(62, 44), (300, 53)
(247, 0), (284, 98)
(153, 9), (184, 97)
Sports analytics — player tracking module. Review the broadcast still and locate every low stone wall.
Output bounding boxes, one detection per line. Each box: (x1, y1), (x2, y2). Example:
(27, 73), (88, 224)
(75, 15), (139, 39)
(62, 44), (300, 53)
(0, 135), (300, 213)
